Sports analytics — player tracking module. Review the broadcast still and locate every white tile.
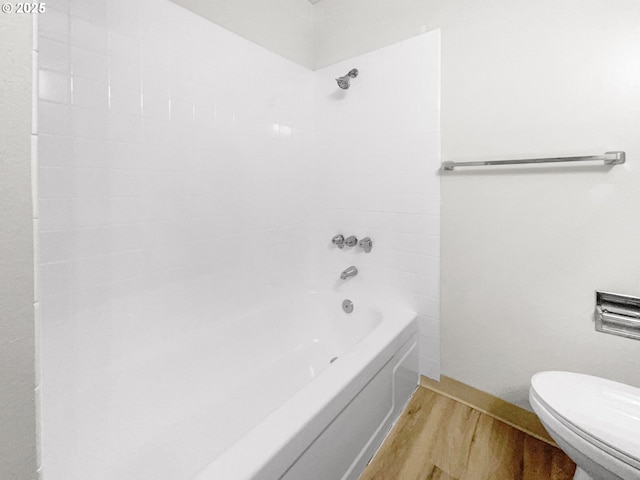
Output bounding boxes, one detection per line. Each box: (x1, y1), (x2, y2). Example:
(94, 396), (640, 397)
(139, 0), (169, 43)
(68, 255), (111, 291)
(142, 77), (171, 120)
(422, 196), (441, 216)
(72, 76), (108, 109)
(44, 0), (69, 12)
(71, 46), (108, 80)
(39, 7), (69, 43)
(141, 118), (170, 146)
(400, 271), (439, 297)
(39, 295), (71, 329)
(38, 134), (74, 167)
(38, 101), (71, 136)
(170, 119), (194, 148)
(69, 0), (107, 25)
(71, 197), (110, 228)
(73, 228), (112, 258)
(107, 112), (142, 143)
(38, 261), (71, 297)
(419, 356), (440, 380)
(170, 98), (194, 125)
(108, 55), (141, 88)
(38, 198), (74, 231)
(417, 315), (440, 338)
(39, 230), (75, 264)
(109, 81), (142, 116)
(38, 38), (70, 73)
(140, 36), (170, 70)
(71, 106), (108, 140)
(420, 335), (441, 362)
(38, 167), (75, 198)
(397, 213), (439, 235)
(70, 17), (108, 53)
(73, 168), (111, 198)
(397, 252), (439, 275)
(106, 141), (144, 169)
(73, 138), (109, 167)
(108, 30), (141, 62)
(110, 250), (144, 280)
(416, 295), (440, 319)
(396, 233), (439, 256)
(108, 0), (140, 36)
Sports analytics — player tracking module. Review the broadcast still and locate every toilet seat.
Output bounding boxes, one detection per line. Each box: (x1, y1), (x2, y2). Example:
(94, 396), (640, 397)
(531, 372), (640, 472)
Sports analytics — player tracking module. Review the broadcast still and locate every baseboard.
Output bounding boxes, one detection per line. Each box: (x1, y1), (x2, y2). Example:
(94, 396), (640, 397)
(419, 375), (556, 447)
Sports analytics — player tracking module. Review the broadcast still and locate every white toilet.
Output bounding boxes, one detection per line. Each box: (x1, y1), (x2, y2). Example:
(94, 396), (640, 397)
(530, 371), (640, 480)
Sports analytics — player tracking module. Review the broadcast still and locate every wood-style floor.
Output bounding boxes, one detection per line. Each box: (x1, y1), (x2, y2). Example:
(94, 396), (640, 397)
(359, 387), (576, 480)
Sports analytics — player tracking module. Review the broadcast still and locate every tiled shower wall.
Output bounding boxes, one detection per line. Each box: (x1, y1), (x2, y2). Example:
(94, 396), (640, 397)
(312, 32), (441, 378)
(36, 0), (313, 476)
(36, 0), (440, 475)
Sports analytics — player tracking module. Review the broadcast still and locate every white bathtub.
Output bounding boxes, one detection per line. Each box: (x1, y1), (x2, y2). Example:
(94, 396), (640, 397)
(194, 290), (419, 480)
(48, 290), (417, 480)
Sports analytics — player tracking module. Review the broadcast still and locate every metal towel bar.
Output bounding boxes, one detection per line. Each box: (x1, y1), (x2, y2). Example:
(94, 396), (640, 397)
(441, 151), (625, 171)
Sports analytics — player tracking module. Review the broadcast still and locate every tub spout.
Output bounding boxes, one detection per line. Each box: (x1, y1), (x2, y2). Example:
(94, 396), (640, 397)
(340, 266), (358, 280)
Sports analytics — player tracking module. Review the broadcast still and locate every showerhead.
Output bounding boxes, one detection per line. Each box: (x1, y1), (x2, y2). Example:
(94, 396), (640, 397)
(336, 68), (358, 89)
(336, 76), (350, 90)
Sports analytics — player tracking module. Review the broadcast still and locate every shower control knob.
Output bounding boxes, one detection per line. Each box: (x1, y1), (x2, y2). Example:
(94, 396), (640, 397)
(345, 235), (358, 247)
(332, 234), (345, 249)
(358, 237), (373, 253)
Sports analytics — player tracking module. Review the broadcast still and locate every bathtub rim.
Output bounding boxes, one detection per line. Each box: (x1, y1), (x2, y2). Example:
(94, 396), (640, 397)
(193, 301), (417, 480)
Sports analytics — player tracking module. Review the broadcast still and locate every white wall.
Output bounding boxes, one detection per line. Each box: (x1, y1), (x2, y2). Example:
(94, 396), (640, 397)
(37, 0), (313, 477)
(439, 0), (640, 408)
(0, 12), (37, 480)
(312, 31), (441, 378)
(170, 0), (315, 69)
(317, 0), (640, 408)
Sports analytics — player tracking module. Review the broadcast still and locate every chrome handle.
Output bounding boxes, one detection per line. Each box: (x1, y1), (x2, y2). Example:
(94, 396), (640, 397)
(358, 237), (372, 253)
(332, 234), (345, 249)
(345, 235), (358, 247)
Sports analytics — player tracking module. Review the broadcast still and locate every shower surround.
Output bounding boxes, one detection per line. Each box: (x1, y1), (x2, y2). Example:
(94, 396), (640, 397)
(35, 0), (440, 477)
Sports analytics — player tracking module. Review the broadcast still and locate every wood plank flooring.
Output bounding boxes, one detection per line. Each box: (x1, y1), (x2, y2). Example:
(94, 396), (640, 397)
(419, 376), (556, 446)
(359, 387), (576, 480)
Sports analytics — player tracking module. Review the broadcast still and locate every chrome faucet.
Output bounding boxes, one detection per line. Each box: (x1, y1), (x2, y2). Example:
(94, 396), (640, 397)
(340, 266), (358, 280)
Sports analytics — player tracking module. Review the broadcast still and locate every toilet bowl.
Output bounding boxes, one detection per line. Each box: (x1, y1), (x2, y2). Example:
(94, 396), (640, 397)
(530, 371), (640, 480)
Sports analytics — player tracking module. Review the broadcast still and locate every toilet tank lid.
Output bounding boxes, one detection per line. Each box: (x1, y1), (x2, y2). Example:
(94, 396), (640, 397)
(531, 371), (640, 464)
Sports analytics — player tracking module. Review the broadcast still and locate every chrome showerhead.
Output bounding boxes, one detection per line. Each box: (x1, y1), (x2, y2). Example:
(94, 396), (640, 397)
(336, 68), (358, 89)
(336, 76), (350, 90)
